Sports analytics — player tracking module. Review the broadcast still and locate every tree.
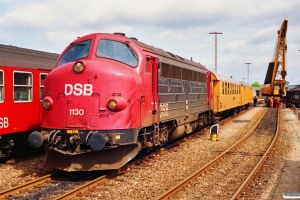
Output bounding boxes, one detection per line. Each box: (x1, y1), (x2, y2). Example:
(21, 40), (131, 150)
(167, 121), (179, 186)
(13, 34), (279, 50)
(251, 82), (261, 88)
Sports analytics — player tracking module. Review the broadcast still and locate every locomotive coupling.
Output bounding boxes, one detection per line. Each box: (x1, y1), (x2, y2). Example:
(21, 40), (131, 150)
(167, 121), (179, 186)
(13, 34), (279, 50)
(28, 131), (49, 148)
(87, 132), (109, 151)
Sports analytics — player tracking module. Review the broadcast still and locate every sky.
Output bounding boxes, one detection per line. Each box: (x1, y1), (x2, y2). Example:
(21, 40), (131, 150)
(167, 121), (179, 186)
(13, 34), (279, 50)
(0, 0), (299, 85)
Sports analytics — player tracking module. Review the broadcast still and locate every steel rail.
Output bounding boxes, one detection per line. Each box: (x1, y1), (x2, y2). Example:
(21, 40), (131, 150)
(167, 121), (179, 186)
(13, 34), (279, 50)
(230, 108), (280, 199)
(53, 175), (107, 200)
(156, 108), (269, 200)
(0, 174), (52, 198)
(0, 134), (182, 199)
(56, 141), (182, 199)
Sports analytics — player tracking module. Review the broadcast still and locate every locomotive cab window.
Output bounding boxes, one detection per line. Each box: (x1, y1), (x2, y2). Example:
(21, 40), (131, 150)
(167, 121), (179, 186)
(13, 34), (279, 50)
(13, 71), (32, 102)
(0, 70), (3, 103)
(58, 40), (92, 66)
(96, 39), (138, 67)
(40, 73), (47, 100)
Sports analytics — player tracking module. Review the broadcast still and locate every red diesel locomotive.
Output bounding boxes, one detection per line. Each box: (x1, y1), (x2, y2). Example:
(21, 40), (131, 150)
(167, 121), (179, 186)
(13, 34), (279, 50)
(28, 33), (252, 171)
(0, 44), (58, 158)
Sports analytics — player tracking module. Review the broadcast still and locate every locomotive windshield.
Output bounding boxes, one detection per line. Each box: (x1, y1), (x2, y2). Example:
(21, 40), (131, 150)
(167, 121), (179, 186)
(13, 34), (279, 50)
(96, 39), (138, 67)
(58, 40), (92, 66)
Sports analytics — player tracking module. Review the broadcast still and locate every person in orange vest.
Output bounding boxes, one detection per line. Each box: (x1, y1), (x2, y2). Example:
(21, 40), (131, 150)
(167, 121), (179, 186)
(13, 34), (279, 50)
(269, 96), (274, 108)
(276, 97), (281, 108)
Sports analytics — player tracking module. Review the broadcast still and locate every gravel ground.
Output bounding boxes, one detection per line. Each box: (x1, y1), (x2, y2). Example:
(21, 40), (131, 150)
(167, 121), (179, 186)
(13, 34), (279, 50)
(241, 107), (300, 200)
(172, 108), (277, 200)
(74, 107), (268, 199)
(1, 105), (299, 200)
(0, 154), (56, 191)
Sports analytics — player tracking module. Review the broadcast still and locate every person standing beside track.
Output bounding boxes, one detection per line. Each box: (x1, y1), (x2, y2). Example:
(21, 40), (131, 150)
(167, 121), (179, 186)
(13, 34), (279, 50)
(253, 96), (257, 106)
(269, 96), (274, 108)
(276, 97), (281, 108)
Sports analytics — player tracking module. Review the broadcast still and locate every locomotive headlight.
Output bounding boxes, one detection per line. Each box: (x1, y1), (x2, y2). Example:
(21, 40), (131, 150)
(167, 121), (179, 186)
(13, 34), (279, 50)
(73, 61), (85, 73)
(107, 96), (128, 112)
(108, 100), (117, 110)
(42, 96), (53, 110)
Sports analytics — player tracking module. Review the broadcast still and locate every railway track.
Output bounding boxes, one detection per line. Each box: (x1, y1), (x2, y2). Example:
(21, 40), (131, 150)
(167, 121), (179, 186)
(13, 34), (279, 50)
(0, 107), (270, 199)
(156, 108), (278, 199)
(0, 171), (108, 199)
(0, 139), (182, 199)
(54, 141), (183, 199)
(0, 174), (52, 199)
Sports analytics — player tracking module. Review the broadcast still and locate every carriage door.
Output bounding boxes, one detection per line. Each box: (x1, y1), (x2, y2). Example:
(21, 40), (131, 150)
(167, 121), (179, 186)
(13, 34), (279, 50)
(140, 56), (159, 127)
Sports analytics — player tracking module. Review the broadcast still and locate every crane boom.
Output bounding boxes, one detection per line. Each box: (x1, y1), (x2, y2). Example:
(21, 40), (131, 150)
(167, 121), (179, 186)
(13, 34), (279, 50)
(260, 18), (288, 97)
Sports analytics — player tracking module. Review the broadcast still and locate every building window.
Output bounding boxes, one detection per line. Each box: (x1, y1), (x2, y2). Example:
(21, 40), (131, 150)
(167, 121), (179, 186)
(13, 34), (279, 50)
(0, 70), (3, 103)
(13, 71), (32, 102)
(40, 73), (47, 100)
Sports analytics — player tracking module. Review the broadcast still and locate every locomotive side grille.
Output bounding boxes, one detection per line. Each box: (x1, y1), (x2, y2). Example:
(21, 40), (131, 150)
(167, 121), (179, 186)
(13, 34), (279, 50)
(191, 71), (197, 82)
(161, 63), (172, 78)
(198, 72), (206, 82)
(173, 66), (181, 79)
(182, 68), (189, 80)
(161, 62), (206, 83)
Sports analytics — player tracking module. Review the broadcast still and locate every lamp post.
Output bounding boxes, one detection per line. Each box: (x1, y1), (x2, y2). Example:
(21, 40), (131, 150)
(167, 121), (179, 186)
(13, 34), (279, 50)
(209, 32), (223, 73)
(245, 62), (252, 83)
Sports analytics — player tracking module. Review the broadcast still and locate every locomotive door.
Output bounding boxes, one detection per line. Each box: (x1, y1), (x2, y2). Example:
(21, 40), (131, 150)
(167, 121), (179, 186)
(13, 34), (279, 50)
(140, 56), (159, 127)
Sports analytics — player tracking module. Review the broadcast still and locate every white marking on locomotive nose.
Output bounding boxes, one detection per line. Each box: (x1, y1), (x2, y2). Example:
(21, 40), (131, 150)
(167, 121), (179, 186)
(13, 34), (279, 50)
(64, 83), (93, 96)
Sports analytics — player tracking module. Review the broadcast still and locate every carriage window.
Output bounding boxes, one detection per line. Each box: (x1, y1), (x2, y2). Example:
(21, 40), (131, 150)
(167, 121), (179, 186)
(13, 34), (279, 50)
(40, 73), (47, 100)
(58, 40), (92, 66)
(96, 39), (138, 67)
(234, 85), (237, 94)
(0, 70), (3, 103)
(222, 82), (225, 95)
(13, 72), (32, 102)
(227, 84), (229, 95)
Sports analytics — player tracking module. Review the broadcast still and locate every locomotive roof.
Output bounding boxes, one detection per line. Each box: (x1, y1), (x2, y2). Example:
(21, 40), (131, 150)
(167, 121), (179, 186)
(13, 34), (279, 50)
(132, 39), (207, 71)
(0, 44), (59, 70)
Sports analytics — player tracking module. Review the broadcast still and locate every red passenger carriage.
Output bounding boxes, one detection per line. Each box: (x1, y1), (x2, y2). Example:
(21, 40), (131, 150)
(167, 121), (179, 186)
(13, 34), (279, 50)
(0, 44), (58, 158)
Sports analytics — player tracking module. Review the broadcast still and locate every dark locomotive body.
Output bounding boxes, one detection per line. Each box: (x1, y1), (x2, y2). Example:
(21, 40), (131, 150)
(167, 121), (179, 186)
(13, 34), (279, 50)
(28, 33), (252, 171)
(0, 44), (58, 158)
(282, 89), (300, 108)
